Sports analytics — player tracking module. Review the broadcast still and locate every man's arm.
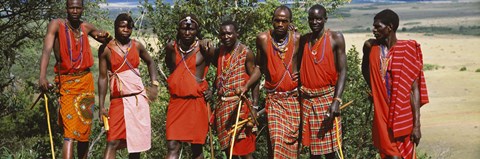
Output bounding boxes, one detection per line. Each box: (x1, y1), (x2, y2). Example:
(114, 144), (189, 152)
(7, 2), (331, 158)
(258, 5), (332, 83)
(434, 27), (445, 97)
(38, 20), (59, 92)
(84, 22), (112, 44)
(255, 33), (268, 75)
(297, 34), (307, 71)
(98, 44), (110, 121)
(138, 42), (159, 100)
(330, 31), (347, 117)
(165, 42), (175, 73)
(138, 42), (158, 83)
(362, 39), (374, 89)
(411, 79), (422, 146)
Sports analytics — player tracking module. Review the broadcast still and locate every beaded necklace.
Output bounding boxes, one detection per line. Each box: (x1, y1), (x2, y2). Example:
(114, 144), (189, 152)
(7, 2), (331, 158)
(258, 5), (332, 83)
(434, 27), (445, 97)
(308, 31), (327, 64)
(178, 39), (199, 54)
(218, 42), (241, 89)
(176, 42), (205, 82)
(271, 31), (291, 60)
(380, 45), (391, 98)
(64, 20), (83, 70)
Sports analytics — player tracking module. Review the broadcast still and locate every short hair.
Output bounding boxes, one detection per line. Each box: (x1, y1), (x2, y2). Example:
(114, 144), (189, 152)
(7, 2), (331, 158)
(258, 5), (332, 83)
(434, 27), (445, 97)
(66, 0), (83, 7)
(374, 9), (399, 32)
(178, 14), (201, 29)
(220, 20), (238, 32)
(114, 13), (134, 29)
(309, 4), (327, 17)
(272, 5), (292, 21)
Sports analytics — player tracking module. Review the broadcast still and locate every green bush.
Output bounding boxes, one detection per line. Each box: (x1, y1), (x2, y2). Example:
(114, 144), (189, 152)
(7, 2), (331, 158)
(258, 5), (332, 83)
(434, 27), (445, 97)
(460, 66), (467, 71)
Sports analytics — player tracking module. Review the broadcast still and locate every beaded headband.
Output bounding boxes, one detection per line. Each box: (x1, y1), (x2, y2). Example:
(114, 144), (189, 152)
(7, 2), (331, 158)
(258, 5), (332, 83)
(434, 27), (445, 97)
(179, 16), (199, 26)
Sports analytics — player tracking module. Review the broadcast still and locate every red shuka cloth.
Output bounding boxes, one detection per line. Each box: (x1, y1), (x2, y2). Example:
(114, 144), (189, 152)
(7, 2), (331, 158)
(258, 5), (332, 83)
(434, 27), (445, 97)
(54, 20), (94, 74)
(166, 42), (209, 144)
(300, 30), (338, 88)
(369, 40), (429, 159)
(264, 31), (298, 92)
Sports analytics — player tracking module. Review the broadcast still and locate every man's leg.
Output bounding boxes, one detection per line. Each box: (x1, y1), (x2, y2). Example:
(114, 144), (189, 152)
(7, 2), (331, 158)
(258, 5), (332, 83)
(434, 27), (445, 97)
(324, 152), (336, 159)
(77, 141), (89, 159)
(62, 138), (74, 159)
(104, 140), (121, 159)
(387, 156), (402, 159)
(191, 144), (204, 159)
(129, 153), (140, 159)
(166, 140), (181, 159)
(242, 153), (254, 159)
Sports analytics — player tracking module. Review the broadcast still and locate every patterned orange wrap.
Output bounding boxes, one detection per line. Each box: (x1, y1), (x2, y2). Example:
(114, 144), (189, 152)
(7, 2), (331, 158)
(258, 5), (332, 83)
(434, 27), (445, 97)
(53, 19), (95, 142)
(55, 72), (95, 142)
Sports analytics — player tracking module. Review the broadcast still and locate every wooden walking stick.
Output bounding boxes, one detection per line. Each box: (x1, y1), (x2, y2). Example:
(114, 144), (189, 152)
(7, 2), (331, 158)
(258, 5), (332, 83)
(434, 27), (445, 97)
(229, 98), (243, 159)
(43, 94), (56, 159)
(206, 102), (215, 158)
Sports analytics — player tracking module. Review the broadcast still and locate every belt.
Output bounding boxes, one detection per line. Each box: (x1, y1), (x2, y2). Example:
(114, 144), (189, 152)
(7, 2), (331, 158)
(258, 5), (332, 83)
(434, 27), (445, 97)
(220, 96), (240, 102)
(60, 68), (91, 76)
(267, 88), (299, 97)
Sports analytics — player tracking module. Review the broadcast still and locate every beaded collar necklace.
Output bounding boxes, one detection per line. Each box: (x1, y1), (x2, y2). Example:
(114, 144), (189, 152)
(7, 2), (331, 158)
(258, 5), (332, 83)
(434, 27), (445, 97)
(64, 20), (83, 70)
(308, 31), (327, 64)
(178, 39), (199, 54)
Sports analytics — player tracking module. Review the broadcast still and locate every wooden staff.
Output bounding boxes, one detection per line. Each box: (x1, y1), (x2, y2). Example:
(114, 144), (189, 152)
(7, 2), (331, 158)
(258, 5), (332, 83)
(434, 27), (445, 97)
(229, 99), (243, 159)
(206, 102), (215, 158)
(227, 108), (265, 135)
(43, 94), (56, 159)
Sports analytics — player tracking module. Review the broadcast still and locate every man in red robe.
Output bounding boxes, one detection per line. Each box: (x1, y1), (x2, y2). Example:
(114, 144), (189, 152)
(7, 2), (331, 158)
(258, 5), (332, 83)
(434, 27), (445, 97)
(362, 9), (429, 159)
(165, 14), (212, 159)
(38, 0), (111, 158)
(256, 5), (302, 158)
(98, 13), (158, 159)
(212, 20), (261, 158)
(299, 4), (347, 159)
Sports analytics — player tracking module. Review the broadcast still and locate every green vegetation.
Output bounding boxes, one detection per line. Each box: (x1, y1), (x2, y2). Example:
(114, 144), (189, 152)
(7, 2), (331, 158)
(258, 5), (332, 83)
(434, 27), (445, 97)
(1, 0), (431, 158)
(460, 66), (467, 71)
(404, 22), (421, 26)
(423, 64), (441, 71)
(475, 68), (480, 73)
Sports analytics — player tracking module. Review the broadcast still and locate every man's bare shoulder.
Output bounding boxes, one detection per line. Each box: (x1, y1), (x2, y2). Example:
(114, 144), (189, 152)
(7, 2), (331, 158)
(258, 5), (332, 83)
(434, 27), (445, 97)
(329, 30), (344, 39)
(256, 31), (269, 41)
(98, 41), (112, 58)
(363, 38), (376, 48)
(166, 41), (175, 52)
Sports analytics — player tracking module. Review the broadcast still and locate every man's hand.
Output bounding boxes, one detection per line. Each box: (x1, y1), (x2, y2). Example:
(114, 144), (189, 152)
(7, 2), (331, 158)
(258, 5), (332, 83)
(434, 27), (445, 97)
(235, 86), (248, 96)
(200, 39), (212, 53)
(203, 89), (213, 100)
(99, 107), (109, 125)
(328, 99), (341, 119)
(38, 77), (53, 92)
(291, 72), (299, 82)
(411, 125), (422, 146)
(95, 31), (112, 44)
(146, 86), (159, 101)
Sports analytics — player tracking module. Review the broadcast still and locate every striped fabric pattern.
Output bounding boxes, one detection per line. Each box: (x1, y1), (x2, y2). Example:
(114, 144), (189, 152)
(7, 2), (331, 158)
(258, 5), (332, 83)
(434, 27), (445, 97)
(266, 93), (301, 158)
(387, 40), (429, 159)
(301, 86), (341, 155)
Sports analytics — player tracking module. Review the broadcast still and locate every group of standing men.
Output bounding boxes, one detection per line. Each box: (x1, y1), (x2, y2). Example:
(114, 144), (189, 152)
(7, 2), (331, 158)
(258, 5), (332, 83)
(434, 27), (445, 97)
(38, 0), (429, 159)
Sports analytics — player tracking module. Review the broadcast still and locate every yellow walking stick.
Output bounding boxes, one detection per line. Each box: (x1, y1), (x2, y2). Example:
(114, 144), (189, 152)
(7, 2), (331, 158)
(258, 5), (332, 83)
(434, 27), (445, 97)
(335, 117), (344, 159)
(43, 94), (56, 159)
(333, 100), (352, 159)
(229, 98), (243, 159)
